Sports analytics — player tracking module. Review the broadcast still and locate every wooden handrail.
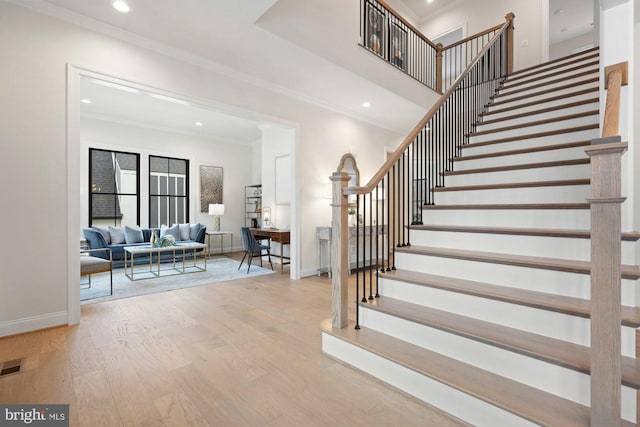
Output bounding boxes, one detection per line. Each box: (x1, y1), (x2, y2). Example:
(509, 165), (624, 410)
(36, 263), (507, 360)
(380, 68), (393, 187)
(345, 17), (512, 196)
(601, 62), (629, 138)
(375, 0), (438, 49)
(441, 23), (504, 51)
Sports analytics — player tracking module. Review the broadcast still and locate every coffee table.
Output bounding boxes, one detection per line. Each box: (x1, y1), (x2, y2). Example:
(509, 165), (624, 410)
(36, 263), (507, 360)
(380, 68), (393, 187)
(123, 243), (208, 281)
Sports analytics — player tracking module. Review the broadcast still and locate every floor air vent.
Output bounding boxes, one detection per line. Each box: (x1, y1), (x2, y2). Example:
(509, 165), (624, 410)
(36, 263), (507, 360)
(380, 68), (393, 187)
(0, 359), (22, 377)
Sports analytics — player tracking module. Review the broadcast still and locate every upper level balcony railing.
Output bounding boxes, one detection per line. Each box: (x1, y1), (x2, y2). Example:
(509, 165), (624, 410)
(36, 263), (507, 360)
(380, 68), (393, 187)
(360, 0), (514, 93)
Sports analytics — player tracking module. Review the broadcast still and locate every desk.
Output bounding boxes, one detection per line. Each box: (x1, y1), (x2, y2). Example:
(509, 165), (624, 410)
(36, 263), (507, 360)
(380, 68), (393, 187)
(206, 231), (232, 256)
(250, 228), (290, 274)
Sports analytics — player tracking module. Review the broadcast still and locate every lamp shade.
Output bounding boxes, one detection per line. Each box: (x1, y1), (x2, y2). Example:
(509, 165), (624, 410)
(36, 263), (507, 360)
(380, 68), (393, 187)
(208, 204), (225, 216)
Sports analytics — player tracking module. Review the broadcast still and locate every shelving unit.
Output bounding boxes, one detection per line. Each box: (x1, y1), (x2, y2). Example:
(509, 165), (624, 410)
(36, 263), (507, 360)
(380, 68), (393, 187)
(244, 184), (262, 228)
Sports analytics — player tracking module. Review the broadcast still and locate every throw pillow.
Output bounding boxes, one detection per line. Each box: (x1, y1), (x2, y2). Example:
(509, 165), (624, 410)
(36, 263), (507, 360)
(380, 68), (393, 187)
(190, 223), (201, 240)
(178, 223), (191, 241)
(108, 226), (126, 244)
(124, 225), (144, 244)
(91, 226), (111, 244)
(164, 224), (180, 240)
(159, 224), (168, 237)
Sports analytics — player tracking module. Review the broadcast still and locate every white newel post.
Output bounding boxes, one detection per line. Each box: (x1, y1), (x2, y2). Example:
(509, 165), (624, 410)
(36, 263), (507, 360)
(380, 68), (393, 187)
(585, 139), (627, 427)
(330, 172), (350, 329)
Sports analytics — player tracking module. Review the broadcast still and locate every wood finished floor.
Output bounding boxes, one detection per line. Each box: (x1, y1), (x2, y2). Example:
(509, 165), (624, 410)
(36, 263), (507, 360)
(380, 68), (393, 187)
(0, 255), (465, 427)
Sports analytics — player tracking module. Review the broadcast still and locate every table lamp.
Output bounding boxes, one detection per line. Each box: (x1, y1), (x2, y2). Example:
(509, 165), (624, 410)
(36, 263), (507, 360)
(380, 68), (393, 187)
(208, 203), (225, 231)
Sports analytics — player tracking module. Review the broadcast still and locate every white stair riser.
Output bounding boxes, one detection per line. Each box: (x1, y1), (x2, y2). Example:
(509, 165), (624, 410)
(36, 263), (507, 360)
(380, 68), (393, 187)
(497, 71), (599, 99)
(360, 307), (636, 422)
(321, 333), (539, 427)
(455, 146), (588, 170)
(509, 54), (598, 82)
(483, 91), (599, 120)
(489, 82), (599, 109)
(444, 163), (590, 186)
(468, 116), (598, 144)
(409, 230), (637, 264)
(434, 185), (590, 205)
(394, 252), (639, 306)
(476, 102), (599, 132)
(495, 75), (599, 103)
(501, 65), (599, 91)
(461, 129), (598, 157)
(377, 278), (637, 357)
(421, 208), (590, 228)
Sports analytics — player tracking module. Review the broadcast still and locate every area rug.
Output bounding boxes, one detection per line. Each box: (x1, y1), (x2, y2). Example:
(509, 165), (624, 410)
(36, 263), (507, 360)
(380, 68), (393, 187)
(80, 257), (275, 304)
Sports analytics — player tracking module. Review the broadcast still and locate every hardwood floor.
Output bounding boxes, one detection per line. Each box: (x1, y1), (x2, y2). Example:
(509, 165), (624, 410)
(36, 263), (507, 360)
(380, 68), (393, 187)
(0, 256), (466, 426)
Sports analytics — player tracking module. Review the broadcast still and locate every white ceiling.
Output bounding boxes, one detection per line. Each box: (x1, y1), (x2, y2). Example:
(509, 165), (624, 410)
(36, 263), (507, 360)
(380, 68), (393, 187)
(80, 77), (262, 143)
(21, 0), (595, 142)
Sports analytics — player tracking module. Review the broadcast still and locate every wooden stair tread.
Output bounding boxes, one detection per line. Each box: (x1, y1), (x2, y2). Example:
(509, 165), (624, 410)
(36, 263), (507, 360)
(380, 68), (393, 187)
(468, 111), (598, 137)
(493, 69), (599, 99)
(322, 319), (598, 427)
(462, 124), (599, 149)
(488, 78), (599, 108)
(503, 62), (599, 90)
(408, 224), (640, 242)
(365, 296), (640, 388)
(397, 245), (640, 280)
(384, 269), (640, 328)
(447, 158), (589, 174)
(484, 87), (599, 117)
(508, 48), (599, 79)
(451, 142), (590, 163)
(422, 203), (590, 210)
(478, 99), (599, 126)
(433, 179), (589, 192)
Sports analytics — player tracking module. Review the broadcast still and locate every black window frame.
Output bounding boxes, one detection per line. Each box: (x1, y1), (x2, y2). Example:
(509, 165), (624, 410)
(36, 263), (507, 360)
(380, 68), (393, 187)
(148, 155), (190, 227)
(88, 148), (141, 227)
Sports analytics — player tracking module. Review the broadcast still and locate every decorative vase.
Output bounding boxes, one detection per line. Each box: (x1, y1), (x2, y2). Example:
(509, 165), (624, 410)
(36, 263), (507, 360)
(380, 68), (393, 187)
(150, 230), (158, 247)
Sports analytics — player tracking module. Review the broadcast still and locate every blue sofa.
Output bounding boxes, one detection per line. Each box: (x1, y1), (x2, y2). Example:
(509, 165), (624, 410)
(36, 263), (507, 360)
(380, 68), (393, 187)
(83, 224), (207, 268)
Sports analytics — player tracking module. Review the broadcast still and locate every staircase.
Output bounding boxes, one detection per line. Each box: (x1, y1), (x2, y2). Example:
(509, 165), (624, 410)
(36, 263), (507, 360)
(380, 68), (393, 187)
(322, 48), (640, 426)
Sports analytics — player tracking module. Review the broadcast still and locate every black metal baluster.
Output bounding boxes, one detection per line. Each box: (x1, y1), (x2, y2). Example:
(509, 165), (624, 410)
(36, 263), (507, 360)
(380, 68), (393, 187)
(355, 194), (360, 329)
(387, 171), (392, 271)
(368, 191), (373, 300)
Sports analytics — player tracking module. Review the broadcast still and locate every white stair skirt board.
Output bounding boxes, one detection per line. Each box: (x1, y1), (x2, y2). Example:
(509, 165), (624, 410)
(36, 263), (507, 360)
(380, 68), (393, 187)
(476, 102), (600, 132)
(321, 332), (541, 427)
(393, 252), (639, 310)
(377, 278), (637, 357)
(359, 307), (637, 422)
(421, 208), (591, 229)
(453, 148), (589, 171)
(433, 185), (591, 205)
(408, 229), (637, 265)
(485, 91), (599, 120)
(444, 163), (590, 187)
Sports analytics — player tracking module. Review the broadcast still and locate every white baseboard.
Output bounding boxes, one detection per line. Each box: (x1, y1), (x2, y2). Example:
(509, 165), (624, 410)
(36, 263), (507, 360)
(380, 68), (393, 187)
(300, 268), (319, 278)
(0, 311), (68, 338)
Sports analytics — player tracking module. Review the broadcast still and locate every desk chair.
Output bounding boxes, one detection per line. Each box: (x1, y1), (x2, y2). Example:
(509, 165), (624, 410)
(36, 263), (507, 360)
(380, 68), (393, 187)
(239, 227), (273, 273)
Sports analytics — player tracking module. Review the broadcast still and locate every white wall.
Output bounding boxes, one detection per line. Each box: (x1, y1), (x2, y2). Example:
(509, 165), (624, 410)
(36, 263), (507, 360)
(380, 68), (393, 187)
(419, 0), (546, 71)
(0, 2), (402, 336)
(80, 117), (252, 251)
(550, 32), (594, 60)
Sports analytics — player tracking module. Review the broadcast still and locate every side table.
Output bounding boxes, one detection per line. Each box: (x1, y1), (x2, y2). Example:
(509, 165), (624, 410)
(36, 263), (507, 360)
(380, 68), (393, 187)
(206, 231), (232, 256)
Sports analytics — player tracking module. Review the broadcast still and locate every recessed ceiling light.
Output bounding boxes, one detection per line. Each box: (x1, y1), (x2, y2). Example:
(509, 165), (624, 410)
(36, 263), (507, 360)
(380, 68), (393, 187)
(195, 122), (203, 127)
(150, 93), (188, 105)
(427, 0), (434, 3)
(112, 1), (130, 13)
(80, 98), (92, 104)
(362, 102), (371, 108)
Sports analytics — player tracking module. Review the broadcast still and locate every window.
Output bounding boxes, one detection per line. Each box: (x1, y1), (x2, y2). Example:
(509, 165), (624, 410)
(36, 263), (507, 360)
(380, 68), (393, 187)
(89, 148), (140, 227)
(149, 156), (189, 228)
